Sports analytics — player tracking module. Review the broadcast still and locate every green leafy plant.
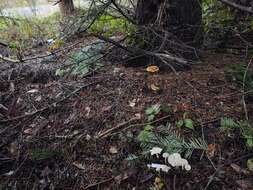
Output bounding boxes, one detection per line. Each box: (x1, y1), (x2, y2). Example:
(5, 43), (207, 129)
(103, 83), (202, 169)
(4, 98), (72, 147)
(220, 117), (253, 149)
(238, 121), (253, 148)
(90, 15), (135, 37)
(139, 124), (207, 158)
(127, 123), (207, 163)
(56, 41), (103, 77)
(176, 113), (194, 130)
(225, 63), (253, 98)
(220, 117), (238, 132)
(145, 104), (161, 121)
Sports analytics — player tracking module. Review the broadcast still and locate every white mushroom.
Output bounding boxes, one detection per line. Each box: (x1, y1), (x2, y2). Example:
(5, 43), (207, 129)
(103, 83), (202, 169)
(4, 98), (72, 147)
(172, 153), (181, 159)
(179, 158), (189, 168)
(167, 153), (181, 167)
(147, 163), (171, 173)
(184, 164), (191, 171)
(150, 147), (163, 158)
(162, 153), (170, 163)
(161, 165), (171, 173)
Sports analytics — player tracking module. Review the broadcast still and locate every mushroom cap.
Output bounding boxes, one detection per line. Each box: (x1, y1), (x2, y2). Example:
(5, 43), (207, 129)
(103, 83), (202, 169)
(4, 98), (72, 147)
(150, 147), (163, 156)
(161, 165), (171, 173)
(162, 152), (170, 158)
(172, 153), (181, 159)
(179, 159), (189, 166)
(185, 164), (191, 171)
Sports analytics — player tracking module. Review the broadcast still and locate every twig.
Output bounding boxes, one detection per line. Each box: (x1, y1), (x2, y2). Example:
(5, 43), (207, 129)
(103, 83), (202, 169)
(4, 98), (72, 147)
(0, 54), (19, 63)
(219, 0), (253, 14)
(97, 116), (140, 139)
(204, 150), (253, 190)
(83, 178), (113, 189)
(242, 59), (252, 120)
(111, 0), (136, 24)
(92, 33), (190, 66)
(104, 114), (172, 138)
(0, 41), (8, 47)
(0, 81), (100, 124)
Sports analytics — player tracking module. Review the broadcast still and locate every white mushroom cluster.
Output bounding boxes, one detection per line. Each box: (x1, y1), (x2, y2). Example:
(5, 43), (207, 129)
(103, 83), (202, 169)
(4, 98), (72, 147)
(163, 153), (191, 171)
(148, 147), (191, 173)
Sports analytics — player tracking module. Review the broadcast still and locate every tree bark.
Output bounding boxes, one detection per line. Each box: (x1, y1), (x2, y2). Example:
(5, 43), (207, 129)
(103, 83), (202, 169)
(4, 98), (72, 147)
(59, 0), (75, 16)
(136, 0), (203, 47)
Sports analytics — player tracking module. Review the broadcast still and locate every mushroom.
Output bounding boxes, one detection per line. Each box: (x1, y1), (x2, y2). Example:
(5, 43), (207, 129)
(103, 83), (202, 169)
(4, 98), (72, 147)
(148, 163), (171, 173)
(179, 158), (189, 168)
(161, 164), (171, 173)
(150, 147), (163, 158)
(162, 153), (170, 163)
(167, 153), (181, 167)
(184, 164), (191, 171)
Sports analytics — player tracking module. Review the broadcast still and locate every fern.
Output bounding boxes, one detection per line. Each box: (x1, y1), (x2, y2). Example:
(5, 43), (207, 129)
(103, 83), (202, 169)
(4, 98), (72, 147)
(139, 124), (207, 158)
(220, 118), (253, 149)
(220, 117), (238, 132)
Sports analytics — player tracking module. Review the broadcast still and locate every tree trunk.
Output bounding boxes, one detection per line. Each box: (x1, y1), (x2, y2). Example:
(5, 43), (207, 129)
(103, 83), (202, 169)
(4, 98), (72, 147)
(136, 0), (203, 48)
(59, 0), (75, 16)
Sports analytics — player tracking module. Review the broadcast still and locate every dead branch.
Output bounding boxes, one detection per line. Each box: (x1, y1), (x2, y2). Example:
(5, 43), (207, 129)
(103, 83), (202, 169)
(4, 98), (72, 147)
(0, 54), (19, 63)
(219, 0), (253, 14)
(92, 33), (190, 66)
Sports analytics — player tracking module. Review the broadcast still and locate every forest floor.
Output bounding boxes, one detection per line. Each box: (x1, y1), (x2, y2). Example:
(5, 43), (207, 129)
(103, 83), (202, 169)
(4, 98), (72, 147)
(0, 36), (253, 190)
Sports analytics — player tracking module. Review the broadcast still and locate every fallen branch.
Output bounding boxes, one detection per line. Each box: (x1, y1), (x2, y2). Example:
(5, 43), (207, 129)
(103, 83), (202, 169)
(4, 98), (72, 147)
(83, 178), (113, 189)
(98, 114), (171, 139)
(219, 0), (253, 14)
(0, 41), (8, 47)
(0, 54), (19, 63)
(242, 58), (252, 120)
(97, 116), (140, 139)
(92, 33), (190, 66)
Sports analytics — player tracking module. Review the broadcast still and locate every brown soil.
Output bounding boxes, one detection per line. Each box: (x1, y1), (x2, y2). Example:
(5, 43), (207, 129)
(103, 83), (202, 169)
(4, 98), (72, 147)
(0, 40), (253, 190)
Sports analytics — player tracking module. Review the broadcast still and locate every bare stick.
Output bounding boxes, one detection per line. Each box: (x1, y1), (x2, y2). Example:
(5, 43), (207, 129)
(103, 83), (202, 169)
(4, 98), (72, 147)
(219, 0), (253, 14)
(0, 54), (19, 63)
(242, 59), (252, 120)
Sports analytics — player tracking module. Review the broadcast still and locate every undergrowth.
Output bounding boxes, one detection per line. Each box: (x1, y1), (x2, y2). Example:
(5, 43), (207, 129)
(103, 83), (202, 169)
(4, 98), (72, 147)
(126, 105), (208, 167)
(221, 117), (253, 148)
(0, 13), (60, 48)
(225, 63), (253, 98)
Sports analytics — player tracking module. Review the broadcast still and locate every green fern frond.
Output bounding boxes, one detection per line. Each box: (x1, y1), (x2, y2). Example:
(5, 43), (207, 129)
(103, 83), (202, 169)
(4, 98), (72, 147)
(139, 125), (207, 158)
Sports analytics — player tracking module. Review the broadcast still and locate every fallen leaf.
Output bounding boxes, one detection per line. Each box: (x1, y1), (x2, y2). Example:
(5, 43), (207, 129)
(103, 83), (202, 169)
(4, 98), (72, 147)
(27, 89), (39, 93)
(231, 163), (251, 175)
(247, 158), (253, 172)
(9, 82), (15, 92)
(109, 146), (118, 154)
(86, 134), (91, 141)
(24, 128), (33, 135)
(207, 144), (218, 157)
(102, 106), (112, 112)
(114, 169), (137, 184)
(4, 171), (14, 176)
(154, 177), (164, 190)
(73, 162), (86, 170)
(129, 99), (137, 107)
(150, 84), (160, 91)
(85, 106), (91, 117)
(35, 96), (42, 102)
(134, 113), (142, 120)
(146, 66), (159, 73)
(9, 141), (18, 156)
